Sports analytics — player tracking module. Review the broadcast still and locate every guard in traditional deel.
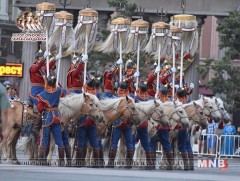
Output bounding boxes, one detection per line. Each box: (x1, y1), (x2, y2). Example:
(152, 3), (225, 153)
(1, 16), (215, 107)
(66, 54), (86, 94)
(158, 85), (170, 102)
(150, 86), (174, 170)
(103, 59), (122, 98)
(95, 76), (103, 99)
(158, 60), (176, 86)
(175, 87), (188, 104)
(174, 87), (193, 170)
(134, 81), (154, 169)
(123, 59), (138, 96)
(29, 50), (46, 106)
(92, 76), (105, 167)
(37, 76), (66, 166)
(146, 63), (158, 98)
(174, 68), (194, 103)
(28, 50), (49, 145)
(107, 81), (134, 169)
(75, 78), (99, 167)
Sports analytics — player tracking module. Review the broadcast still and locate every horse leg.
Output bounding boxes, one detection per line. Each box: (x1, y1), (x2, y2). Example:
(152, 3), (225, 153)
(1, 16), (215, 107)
(173, 141), (183, 170)
(0, 117), (15, 162)
(85, 145), (91, 166)
(28, 137), (34, 162)
(31, 133), (39, 163)
(47, 133), (55, 165)
(133, 142), (139, 168)
(159, 150), (168, 169)
(0, 137), (8, 162)
(12, 129), (21, 164)
(6, 128), (20, 164)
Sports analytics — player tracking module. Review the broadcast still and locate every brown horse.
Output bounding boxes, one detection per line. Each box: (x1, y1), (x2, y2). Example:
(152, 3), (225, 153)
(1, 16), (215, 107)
(0, 101), (33, 164)
(0, 93), (104, 164)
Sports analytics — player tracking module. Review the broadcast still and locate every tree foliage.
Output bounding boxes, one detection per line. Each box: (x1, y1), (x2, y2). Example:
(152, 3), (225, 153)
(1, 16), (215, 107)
(107, 0), (137, 17)
(198, 11), (240, 112)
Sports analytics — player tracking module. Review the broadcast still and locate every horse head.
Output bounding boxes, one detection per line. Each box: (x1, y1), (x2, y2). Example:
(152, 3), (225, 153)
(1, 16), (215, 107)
(153, 100), (169, 127)
(163, 100), (189, 129)
(118, 96), (141, 126)
(201, 97), (222, 123)
(135, 100), (169, 128)
(82, 93), (104, 122)
(212, 97), (231, 123)
(185, 101), (208, 129)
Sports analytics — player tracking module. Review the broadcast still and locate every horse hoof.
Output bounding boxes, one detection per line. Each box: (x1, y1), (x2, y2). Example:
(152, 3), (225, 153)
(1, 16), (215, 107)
(159, 165), (168, 170)
(13, 160), (20, 165)
(5, 159), (13, 164)
(173, 166), (182, 170)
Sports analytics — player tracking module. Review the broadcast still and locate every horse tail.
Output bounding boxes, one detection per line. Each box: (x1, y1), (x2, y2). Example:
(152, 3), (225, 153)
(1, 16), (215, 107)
(103, 136), (110, 154)
(16, 133), (36, 153)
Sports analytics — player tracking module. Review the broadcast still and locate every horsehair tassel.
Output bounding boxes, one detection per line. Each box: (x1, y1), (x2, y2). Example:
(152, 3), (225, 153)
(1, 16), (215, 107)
(132, 27), (139, 52)
(88, 17), (98, 44)
(113, 24), (119, 50)
(152, 28), (157, 52)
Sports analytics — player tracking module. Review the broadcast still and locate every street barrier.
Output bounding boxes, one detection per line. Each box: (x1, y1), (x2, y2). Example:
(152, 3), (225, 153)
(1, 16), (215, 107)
(219, 135), (240, 158)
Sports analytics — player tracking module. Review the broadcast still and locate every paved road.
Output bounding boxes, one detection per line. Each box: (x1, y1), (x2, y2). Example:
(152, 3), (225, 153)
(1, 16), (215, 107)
(0, 162), (239, 181)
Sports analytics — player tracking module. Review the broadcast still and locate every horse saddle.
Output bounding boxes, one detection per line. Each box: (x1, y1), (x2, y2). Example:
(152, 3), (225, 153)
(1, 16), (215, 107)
(27, 106), (39, 119)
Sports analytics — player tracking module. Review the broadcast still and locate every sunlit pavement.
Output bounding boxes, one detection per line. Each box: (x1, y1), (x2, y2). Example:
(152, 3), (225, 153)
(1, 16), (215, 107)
(0, 158), (240, 181)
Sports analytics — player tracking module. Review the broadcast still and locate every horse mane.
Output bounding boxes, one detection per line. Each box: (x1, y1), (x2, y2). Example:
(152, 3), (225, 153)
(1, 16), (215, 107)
(212, 96), (224, 107)
(182, 101), (202, 110)
(59, 94), (85, 119)
(194, 99), (205, 109)
(99, 97), (124, 111)
(86, 93), (101, 107)
(135, 100), (156, 113)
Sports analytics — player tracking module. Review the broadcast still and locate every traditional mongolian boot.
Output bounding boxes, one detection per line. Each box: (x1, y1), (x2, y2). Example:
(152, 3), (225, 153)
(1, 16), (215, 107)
(151, 150), (156, 170)
(93, 148), (100, 168)
(82, 147), (87, 167)
(45, 147), (50, 166)
(165, 152), (174, 170)
(65, 146), (72, 167)
(58, 147), (65, 167)
(107, 148), (117, 168)
(125, 149), (134, 169)
(181, 152), (189, 171)
(38, 146), (47, 165)
(99, 149), (105, 168)
(75, 148), (84, 167)
(188, 152), (194, 170)
(32, 116), (42, 136)
(145, 151), (154, 170)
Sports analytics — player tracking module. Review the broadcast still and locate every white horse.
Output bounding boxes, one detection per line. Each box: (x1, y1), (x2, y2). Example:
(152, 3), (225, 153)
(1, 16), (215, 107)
(196, 96), (222, 122)
(211, 96), (230, 123)
(164, 100), (208, 170)
(161, 96), (222, 170)
(129, 100), (190, 169)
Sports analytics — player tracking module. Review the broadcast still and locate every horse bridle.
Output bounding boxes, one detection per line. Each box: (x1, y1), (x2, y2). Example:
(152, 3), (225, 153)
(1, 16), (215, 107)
(186, 105), (205, 122)
(141, 104), (167, 123)
(215, 101), (227, 119)
(169, 106), (188, 122)
(203, 101), (219, 117)
(81, 99), (100, 118)
(119, 101), (139, 122)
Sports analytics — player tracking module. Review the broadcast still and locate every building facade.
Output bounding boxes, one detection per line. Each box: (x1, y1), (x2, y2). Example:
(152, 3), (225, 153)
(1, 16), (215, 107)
(3, 0), (240, 101)
(0, 0), (22, 89)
